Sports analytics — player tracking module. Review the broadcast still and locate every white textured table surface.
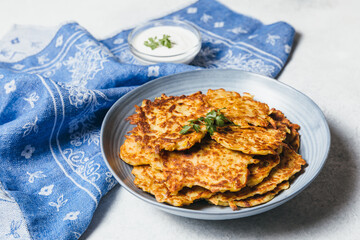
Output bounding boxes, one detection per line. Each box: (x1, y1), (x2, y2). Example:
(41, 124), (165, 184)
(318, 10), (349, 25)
(1, 0), (360, 239)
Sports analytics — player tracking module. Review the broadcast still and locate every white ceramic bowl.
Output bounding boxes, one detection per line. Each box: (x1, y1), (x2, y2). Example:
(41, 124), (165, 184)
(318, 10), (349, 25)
(128, 19), (201, 65)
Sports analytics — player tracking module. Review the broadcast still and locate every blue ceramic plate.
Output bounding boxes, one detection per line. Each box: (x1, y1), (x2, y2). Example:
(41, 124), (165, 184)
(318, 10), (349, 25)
(100, 69), (330, 220)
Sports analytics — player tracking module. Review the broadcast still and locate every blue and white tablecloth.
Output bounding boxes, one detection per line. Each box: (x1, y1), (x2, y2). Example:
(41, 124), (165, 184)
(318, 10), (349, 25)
(0, 0), (295, 239)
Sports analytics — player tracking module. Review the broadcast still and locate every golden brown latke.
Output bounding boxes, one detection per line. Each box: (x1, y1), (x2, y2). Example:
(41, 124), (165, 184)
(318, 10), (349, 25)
(119, 134), (162, 169)
(207, 146), (306, 206)
(161, 138), (259, 194)
(132, 166), (214, 206)
(269, 109), (301, 152)
(247, 154), (281, 187)
(205, 89), (272, 128)
(208, 181), (290, 210)
(211, 125), (286, 155)
(125, 135), (261, 194)
(127, 91), (214, 152)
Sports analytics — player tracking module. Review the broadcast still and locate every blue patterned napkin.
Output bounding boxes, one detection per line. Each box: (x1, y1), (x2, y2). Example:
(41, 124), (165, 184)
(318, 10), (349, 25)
(0, 0), (294, 239)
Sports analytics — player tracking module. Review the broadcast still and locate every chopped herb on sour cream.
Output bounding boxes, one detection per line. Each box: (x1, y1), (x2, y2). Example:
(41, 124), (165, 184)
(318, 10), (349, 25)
(144, 35), (174, 50)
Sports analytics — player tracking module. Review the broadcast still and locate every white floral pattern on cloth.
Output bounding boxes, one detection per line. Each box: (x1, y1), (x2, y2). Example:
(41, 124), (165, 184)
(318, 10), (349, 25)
(63, 211), (80, 221)
(49, 195), (68, 212)
(0, 182), (31, 239)
(63, 40), (113, 86)
(23, 92), (40, 108)
(69, 114), (101, 147)
(27, 171), (46, 183)
(185, 26), (283, 77)
(38, 185), (54, 196)
(248, 34), (258, 39)
(147, 66), (160, 77)
(21, 145), (35, 159)
(5, 220), (22, 238)
(55, 81), (110, 168)
(55, 35), (63, 47)
(37, 54), (50, 65)
(214, 22), (224, 28)
(228, 27), (248, 34)
(12, 64), (25, 70)
(0, 192), (31, 239)
(22, 116), (39, 137)
(200, 13), (213, 23)
(63, 148), (101, 183)
(73, 232), (81, 239)
(65, 84), (92, 108)
(285, 44), (291, 54)
(113, 38), (124, 45)
(172, 15), (182, 21)
(187, 7), (197, 14)
(4, 79), (16, 94)
(266, 34), (281, 46)
(105, 172), (117, 190)
(217, 50), (275, 76)
(58, 82), (109, 109)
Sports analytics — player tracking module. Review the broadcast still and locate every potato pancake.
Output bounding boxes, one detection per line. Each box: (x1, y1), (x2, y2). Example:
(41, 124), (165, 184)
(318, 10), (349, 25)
(132, 166), (214, 206)
(162, 138), (259, 194)
(119, 133), (162, 169)
(127, 91), (214, 152)
(207, 146), (306, 205)
(209, 181), (290, 210)
(206, 89), (271, 128)
(247, 154), (280, 187)
(211, 126), (286, 155)
(269, 109), (301, 152)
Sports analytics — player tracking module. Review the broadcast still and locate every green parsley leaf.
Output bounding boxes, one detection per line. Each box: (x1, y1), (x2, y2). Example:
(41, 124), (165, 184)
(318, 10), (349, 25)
(204, 117), (214, 126)
(144, 35), (174, 50)
(179, 108), (236, 135)
(207, 125), (216, 135)
(159, 35), (173, 48)
(144, 37), (159, 50)
(193, 124), (200, 133)
(206, 110), (217, 119)
(215, 115), (225, 127)
(180, 125), (192, 134)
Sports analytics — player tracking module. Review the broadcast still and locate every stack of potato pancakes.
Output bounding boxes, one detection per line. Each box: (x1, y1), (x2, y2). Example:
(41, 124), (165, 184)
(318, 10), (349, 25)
(120, 89), (306, 210)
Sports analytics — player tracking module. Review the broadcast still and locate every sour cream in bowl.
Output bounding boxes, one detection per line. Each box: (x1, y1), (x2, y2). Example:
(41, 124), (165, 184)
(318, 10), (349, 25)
(128, 19), (201, 65)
